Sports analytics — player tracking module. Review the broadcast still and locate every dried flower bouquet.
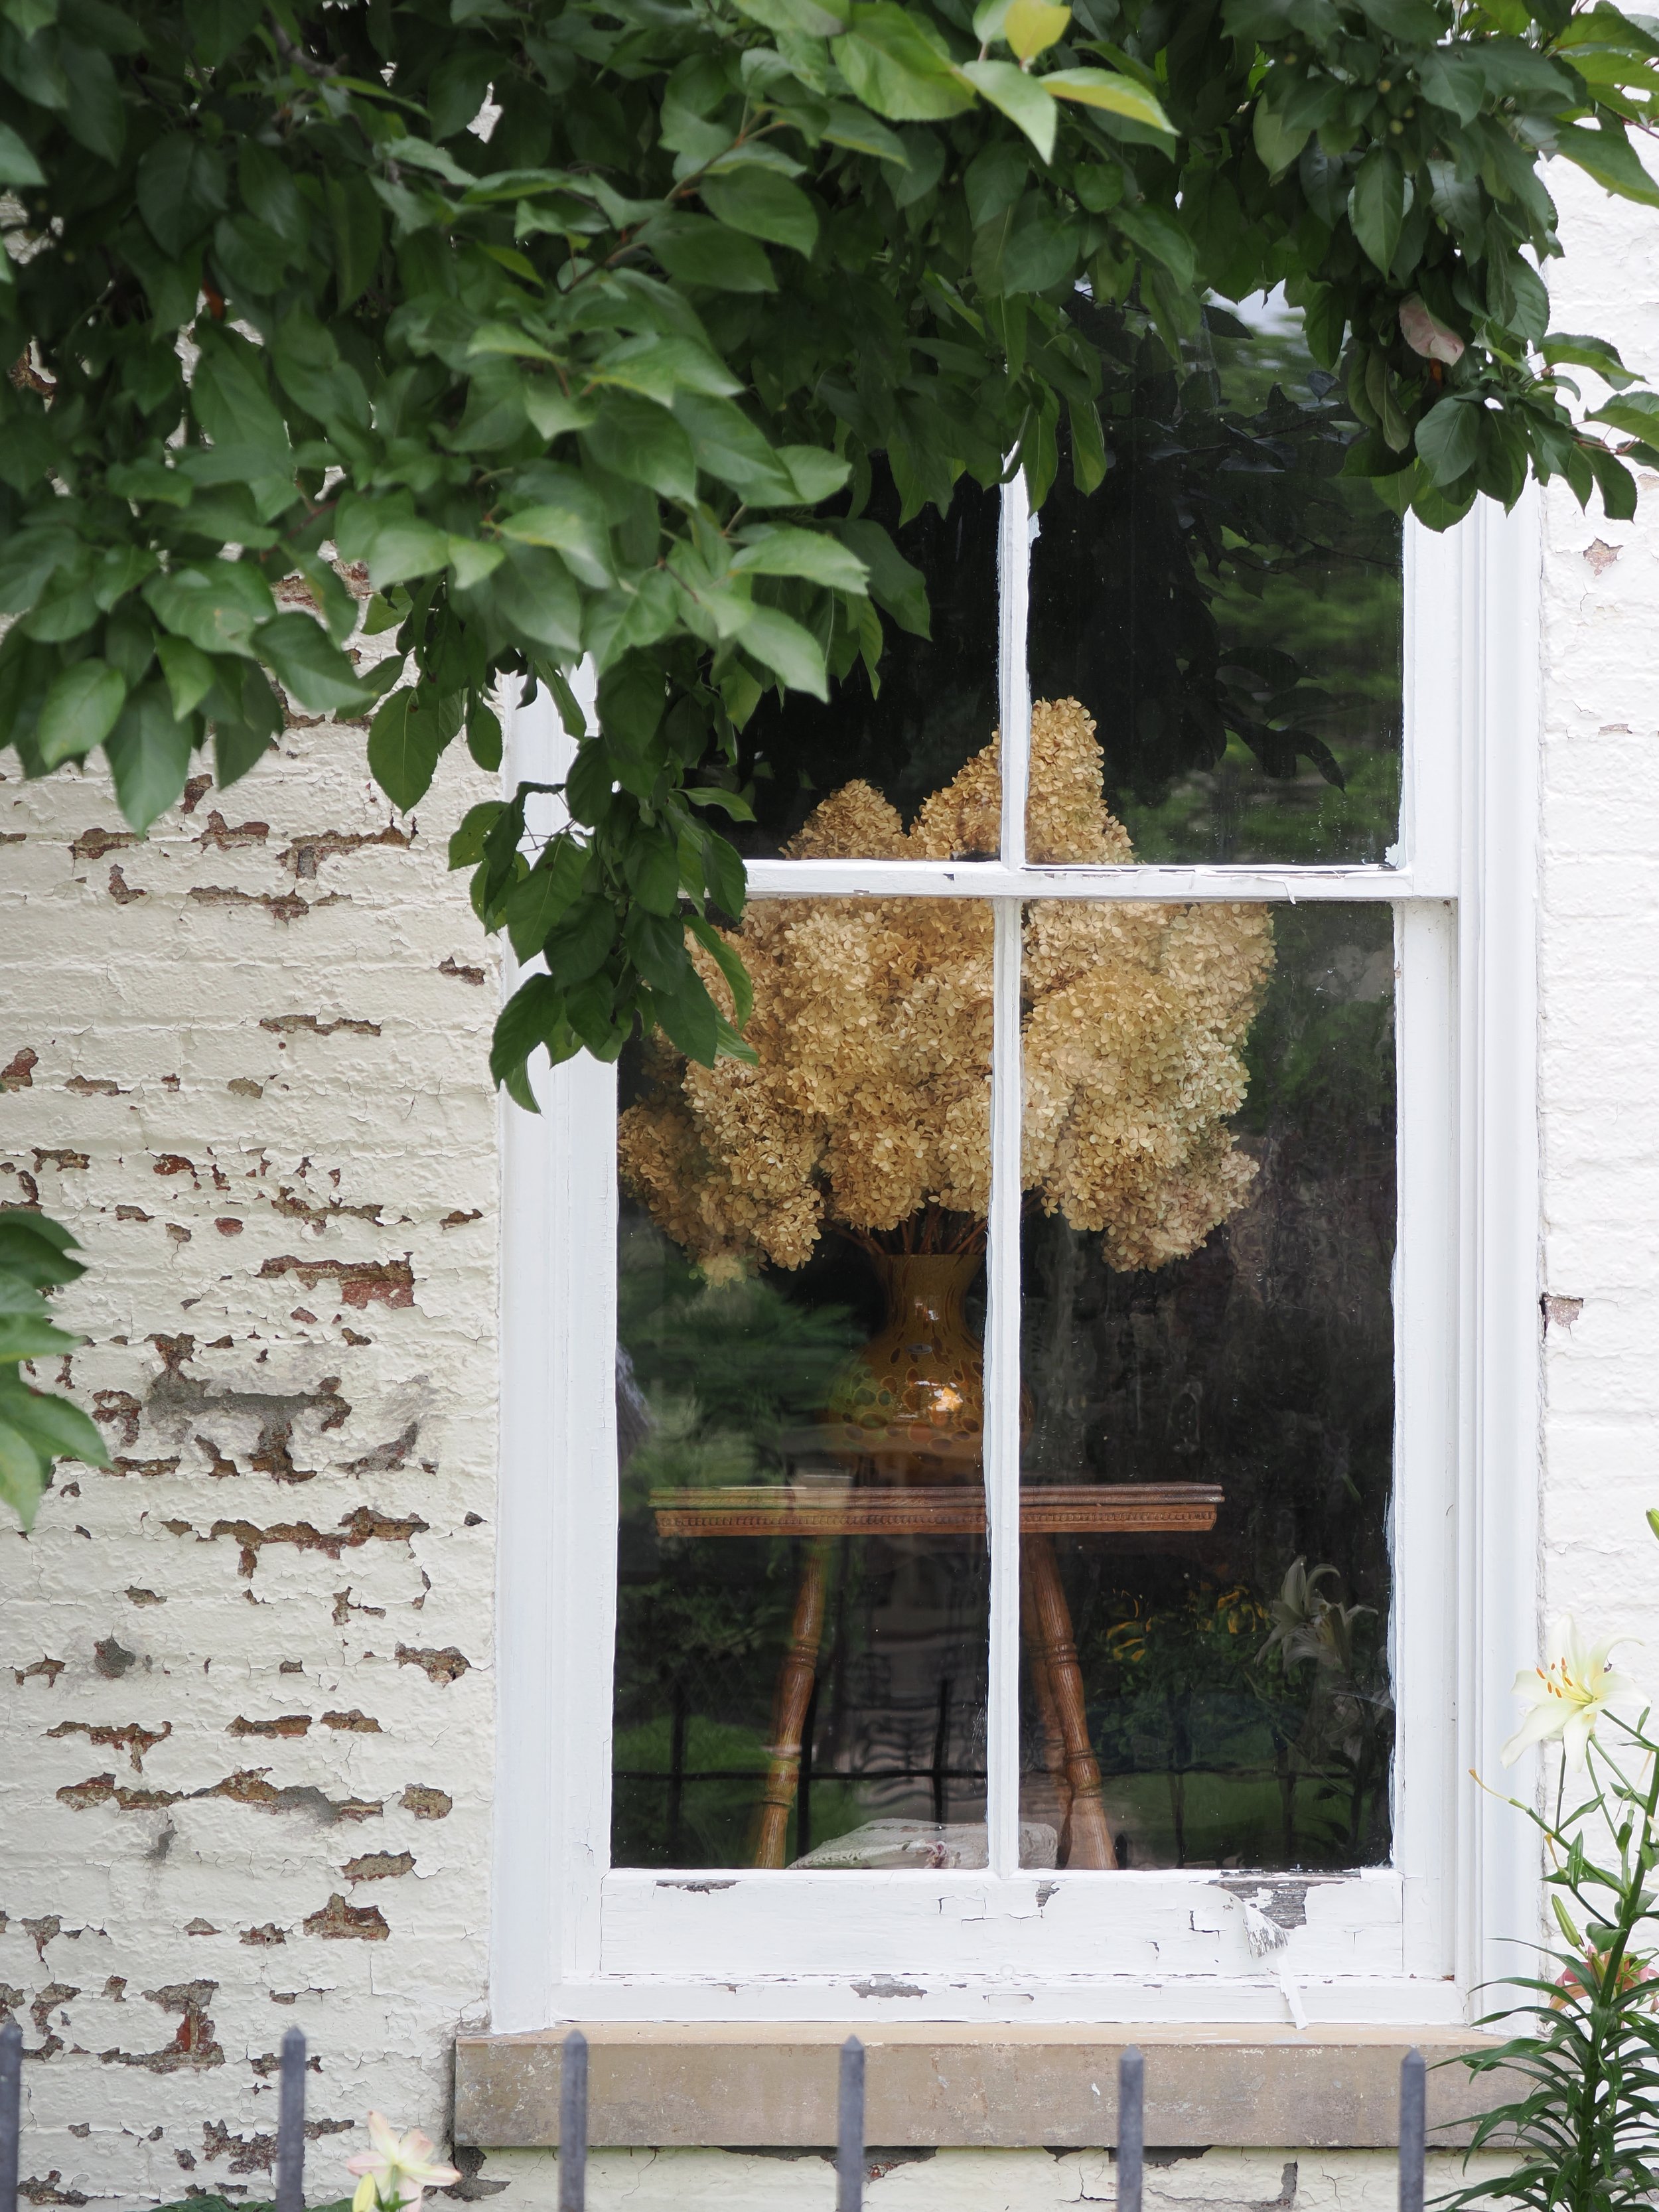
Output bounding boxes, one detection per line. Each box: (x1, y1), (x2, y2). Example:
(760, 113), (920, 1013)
(620, 700), (1274, 1280)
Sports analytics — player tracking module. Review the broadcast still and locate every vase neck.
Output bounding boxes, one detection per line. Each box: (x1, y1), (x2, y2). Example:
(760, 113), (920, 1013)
(874, 1252), (980, 1329)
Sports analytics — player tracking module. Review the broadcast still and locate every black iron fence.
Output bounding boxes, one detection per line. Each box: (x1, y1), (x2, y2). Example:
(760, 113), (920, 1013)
(0, 2017), (1431, 2212)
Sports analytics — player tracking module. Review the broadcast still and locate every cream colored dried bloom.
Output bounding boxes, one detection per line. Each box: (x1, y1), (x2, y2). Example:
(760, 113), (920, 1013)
(617, 701), (1273, 1275)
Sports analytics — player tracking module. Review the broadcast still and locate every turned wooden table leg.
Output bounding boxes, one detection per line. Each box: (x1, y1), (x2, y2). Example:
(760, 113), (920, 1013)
(749, 1536), (833, 1868)
(1020, 1532), (1115, 1870)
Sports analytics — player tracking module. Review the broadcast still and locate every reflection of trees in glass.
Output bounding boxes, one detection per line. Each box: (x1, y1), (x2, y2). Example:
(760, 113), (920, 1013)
(713, 297), (1401, 869)
(612, 1221), (863, 1866)
(1021, 905), (1396, 1872)
(1030, 298), (1402, 866)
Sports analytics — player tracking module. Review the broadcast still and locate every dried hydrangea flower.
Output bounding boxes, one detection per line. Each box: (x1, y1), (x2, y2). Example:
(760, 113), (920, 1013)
(617, 700), (1274, 1276)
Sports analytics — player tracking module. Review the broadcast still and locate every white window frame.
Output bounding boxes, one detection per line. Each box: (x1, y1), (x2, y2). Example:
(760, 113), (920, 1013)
(490, 483), (1542, 2032)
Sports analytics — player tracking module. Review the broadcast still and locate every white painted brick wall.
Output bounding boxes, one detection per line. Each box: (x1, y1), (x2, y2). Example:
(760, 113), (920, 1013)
(1, 712), (500, 2209)
(1, 162), (1654, 2212)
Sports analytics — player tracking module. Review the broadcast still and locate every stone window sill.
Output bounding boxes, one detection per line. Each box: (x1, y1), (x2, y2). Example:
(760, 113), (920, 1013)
(454, 2024), (1513, 2150)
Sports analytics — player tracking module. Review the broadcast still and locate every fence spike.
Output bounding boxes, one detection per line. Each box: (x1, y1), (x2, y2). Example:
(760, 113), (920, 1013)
(274, 2026), (306, 2212)
(1118, 2047), (1144, 2212)
(836, 2035), (865, 2212)
(0, 2018), (21, 2212)
(1399, 2049), (1425, 2212)
(559, 2029), (589, 2212)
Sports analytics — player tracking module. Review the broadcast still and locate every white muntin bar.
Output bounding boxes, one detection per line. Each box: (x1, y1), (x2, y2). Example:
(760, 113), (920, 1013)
(996, 469), (1032, 871)
(983, 896), (1025, 1878)
(742, 859), (1420, 901)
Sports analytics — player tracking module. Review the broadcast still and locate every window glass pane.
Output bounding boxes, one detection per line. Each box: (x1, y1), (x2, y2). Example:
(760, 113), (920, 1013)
(712, 469), (1003, 861)
(613, 897), (997, 1870)
(1028, 298), (1403, 865)
(1017, 900), (1396, 1872)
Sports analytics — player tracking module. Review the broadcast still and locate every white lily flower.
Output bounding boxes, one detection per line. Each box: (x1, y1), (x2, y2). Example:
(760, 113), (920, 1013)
(346, 2114), (461, 2212)
(1502, 1616), (1636, 1769)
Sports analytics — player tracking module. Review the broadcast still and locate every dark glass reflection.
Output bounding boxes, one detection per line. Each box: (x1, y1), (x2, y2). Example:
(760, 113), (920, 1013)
(1029, 297), (1402, 864)
(1018, 903), (1396, 1870)
(715, 466), (1000, 859)
(612, 1045), (993, 1871)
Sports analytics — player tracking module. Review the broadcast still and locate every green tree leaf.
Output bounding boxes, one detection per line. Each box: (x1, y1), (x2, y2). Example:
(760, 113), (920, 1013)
(832, 5), (977, 120)
(1415, 396), (1482, 486)
(104, 682), (192, 829)
(136, 133), (228, 256)
(737, 604), (829, 696)
(1349, 149), (1405, 275)
(35, 658), (125, 767)
(0, 120), (44, 186)
(255, 613), (371, 713)
(700, 169), (820, 257)
(958, 60), (1057, 163)
(368, 688), (446, 811)
(649, 215), (777, 293)
(731, 526), (869, 589)
(1043, 67), (1173, 135)
(144, 561), (277, 658)
(587, 394), (700, 503)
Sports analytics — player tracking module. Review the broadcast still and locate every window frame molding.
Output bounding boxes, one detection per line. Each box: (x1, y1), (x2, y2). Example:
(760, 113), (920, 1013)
(488, 488), (1542, 2034)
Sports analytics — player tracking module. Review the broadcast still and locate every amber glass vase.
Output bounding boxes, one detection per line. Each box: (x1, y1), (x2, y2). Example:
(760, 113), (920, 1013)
(822, 1252), (986, 1487)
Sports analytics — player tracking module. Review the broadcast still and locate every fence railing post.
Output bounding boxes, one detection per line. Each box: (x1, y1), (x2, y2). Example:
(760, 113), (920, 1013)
(274, 2026), (306, 2212)
(0, 2017), (21, 2212)
(1118, 2046), (1144, 2212)
(559, 2029), (589, 2212)
(836, 2035), (865, 2212)
(1399, 2049), (1425, 2212)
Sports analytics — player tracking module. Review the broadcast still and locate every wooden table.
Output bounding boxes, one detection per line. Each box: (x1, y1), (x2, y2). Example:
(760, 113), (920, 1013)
(651, 1482), (1223, 1871)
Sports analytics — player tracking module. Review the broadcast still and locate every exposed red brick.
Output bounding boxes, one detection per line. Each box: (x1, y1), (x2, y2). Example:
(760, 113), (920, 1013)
(23, 1917), (59, 1959)
(197, 811), (270, 851)
(279, 824), (411, 878)
(32, 1149), (88, 1171)
(183, 1919), (216, 1936)
(257, 1254), (414, 1309)
(70, 826), (135, 863)
(153, 1155), (196, 1178)
(440, 1210), (482, 1230)
(93, 1390), (142, 1447)
(301, 1893), (389, 1941)
(108, 864), (147, 904)
(400, 1785), (453, 1820)
(64, 1075), (125, 1096)
(321, 1710), (380, 1733)
(19, 2172), (88, 2205)
(240, 1925), (286, 1947)
(228, 1715), (311, 1739)
(438, 956), (486, 986)
(396, 1645), (469, 1686)
(100, 1981), (224, 2072)
(30, 1983), (78, 2036)
(187, 885), (344, 924)
(215, 1218), (244, 1236)
(46, 1720), (171, 1773)
(259, 1013), (381, 1039)
(111, 1457), (180, 1479)
(1, 1048), (38, 1091)
(114, 1206), (152, 1223)
(203, 1505), (426, 1578)
(180, 774), (213, 814)
(56, 1773), (116, 1810)
(14, 1657), (64, 1688)
(343, 1851), (413, 1882)
(271, 1187), (385, 1230)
